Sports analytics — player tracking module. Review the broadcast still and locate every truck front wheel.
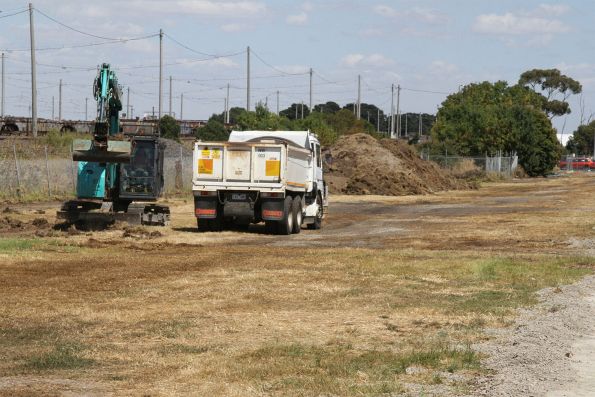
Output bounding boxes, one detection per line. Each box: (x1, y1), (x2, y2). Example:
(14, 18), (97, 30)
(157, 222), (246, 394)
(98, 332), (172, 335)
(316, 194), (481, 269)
(276, 195), (294, 235)
(307, 193), (323, 230)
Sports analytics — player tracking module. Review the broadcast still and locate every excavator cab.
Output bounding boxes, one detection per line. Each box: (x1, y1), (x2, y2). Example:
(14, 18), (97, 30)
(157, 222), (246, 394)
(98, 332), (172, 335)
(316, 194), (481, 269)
(119, 137), (165, 200)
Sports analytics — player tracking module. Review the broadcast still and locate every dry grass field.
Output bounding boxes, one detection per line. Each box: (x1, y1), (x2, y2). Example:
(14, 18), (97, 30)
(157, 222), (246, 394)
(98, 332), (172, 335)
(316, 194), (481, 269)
(1, 174), (595, 396)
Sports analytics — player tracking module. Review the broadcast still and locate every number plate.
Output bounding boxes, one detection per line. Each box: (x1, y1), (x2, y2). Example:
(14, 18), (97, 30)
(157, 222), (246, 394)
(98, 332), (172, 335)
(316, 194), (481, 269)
(232, 193), (246, 201)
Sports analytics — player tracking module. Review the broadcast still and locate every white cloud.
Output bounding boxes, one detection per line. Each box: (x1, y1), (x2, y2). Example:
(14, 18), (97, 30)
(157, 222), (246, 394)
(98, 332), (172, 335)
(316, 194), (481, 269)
(429, 60), (459, 75)
(124, 0), (267, 16)
(220, 23), (246, 32)
(359, 28), (384, 38)
(409, 7), (449, 24)
(374, 5), (399, 18)
(275, 65), (310, 74)
(373, 5), (448, 24)
(302, 2), (313, 12)
(286, 12), (308, 25)
(534, 4), (570, 17)
(473, 12), (569, 35)
(342, 53), (393, 67)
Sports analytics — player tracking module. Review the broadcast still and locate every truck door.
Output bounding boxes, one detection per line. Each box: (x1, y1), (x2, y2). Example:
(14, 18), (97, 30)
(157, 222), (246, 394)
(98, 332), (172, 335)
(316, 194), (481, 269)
(310, 142), (323, 193)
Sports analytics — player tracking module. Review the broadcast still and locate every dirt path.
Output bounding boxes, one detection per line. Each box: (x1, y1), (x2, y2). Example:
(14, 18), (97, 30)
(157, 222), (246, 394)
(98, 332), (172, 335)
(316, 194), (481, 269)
(474, 276), (595, 396)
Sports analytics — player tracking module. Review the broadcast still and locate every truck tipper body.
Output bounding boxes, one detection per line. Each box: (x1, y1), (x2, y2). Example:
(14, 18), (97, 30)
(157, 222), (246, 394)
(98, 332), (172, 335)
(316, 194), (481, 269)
(192, 130), (327, 234)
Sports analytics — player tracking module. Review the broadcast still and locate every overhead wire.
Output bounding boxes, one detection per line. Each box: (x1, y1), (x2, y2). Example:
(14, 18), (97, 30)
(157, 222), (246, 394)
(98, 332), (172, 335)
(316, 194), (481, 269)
(251, 49), (309, 76)
(0, 8), (28, 19)
(34, 7), (157, 41)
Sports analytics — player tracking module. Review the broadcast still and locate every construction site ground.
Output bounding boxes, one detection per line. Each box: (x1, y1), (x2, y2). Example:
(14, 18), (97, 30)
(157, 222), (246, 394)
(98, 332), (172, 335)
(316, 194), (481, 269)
(1, 174), (595, 396)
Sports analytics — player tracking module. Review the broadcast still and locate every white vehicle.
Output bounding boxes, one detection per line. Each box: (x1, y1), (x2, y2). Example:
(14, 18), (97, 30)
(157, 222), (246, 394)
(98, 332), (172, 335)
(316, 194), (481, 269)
(192, 130), (328, 234)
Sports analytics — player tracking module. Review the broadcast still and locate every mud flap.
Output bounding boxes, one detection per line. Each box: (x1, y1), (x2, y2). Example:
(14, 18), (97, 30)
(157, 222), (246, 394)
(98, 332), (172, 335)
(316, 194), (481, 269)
(194, 197), (219, 219)
(261, 199), (285, 221)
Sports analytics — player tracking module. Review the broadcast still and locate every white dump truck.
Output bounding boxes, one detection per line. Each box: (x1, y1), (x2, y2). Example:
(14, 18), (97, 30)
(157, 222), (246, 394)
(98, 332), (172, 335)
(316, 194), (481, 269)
(192, 130), (328, 234)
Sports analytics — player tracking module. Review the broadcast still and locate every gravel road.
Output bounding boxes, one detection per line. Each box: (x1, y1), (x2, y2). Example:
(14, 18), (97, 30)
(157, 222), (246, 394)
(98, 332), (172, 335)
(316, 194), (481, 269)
(474, 275), (595, 396)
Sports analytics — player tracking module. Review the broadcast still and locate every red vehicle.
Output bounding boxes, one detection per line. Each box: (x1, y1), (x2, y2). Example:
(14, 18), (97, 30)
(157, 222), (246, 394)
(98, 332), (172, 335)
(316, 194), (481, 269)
(559, 157), (594, 170)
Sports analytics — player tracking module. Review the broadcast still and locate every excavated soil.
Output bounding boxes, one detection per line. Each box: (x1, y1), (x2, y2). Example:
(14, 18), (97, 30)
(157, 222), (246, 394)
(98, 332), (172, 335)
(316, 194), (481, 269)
(324, 133), (469, 196)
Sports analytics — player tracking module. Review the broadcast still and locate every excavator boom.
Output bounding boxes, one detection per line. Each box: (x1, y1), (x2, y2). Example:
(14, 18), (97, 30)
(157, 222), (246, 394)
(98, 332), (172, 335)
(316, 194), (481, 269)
(72, 63), (130, 163)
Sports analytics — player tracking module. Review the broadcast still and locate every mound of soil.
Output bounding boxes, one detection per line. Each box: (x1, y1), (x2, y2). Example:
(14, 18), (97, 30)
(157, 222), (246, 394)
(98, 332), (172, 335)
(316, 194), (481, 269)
(324, 134), (468, 196)
(122, 226), (162, 239)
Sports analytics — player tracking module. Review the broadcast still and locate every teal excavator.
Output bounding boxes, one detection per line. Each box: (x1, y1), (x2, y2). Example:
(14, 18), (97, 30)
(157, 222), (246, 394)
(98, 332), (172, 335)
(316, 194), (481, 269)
(58, 63), (170, 228)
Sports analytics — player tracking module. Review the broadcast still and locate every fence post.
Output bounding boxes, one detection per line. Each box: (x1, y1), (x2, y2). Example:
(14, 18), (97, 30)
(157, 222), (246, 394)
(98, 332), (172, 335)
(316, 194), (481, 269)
(179, 146), (184, 191)
(12, 144), (21, 199)
(69, 146), (76, 193)
(44, 146), (51, 198)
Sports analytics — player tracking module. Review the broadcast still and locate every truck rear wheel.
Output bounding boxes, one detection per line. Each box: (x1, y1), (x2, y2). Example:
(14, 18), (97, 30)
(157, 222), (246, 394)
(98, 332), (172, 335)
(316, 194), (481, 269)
(276, 195), (294, 235)
(292, 195), (302, 234)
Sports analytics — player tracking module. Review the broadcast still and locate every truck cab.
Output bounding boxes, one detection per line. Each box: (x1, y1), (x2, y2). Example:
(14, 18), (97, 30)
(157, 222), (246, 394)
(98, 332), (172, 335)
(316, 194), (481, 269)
(192, 130), (328, 234)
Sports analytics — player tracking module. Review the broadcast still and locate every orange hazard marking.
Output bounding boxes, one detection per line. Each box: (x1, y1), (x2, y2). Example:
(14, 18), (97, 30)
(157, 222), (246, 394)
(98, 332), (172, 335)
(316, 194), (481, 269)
(265, 160), (280, 177)
(195, 208), (216, 216)
(287, 181), (306, 187)
(263, 210), (283, 218)
(198, 159), (213, 174)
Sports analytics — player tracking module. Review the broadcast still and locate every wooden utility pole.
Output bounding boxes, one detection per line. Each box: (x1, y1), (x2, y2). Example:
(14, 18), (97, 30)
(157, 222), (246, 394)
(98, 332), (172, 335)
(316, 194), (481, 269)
(390, 84), (395, 138)
(158, 29), (163, 122)
(58, 79), (62, 121)
(225, 83), (230, 123)
(169, 75), (172, 117)
(29, 3), (37, 137)
(396, 84), (401, 137)
(1, 53), (4, 117)
(309, 68), (313, 111)
(356, 75), (361, 120)
(246, 46), (251, 111)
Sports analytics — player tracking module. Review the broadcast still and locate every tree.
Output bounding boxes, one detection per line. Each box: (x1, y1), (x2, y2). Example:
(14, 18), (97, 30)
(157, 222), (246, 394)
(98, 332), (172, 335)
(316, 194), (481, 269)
(431, 81), (560, 176)
(293, 112), (337, 146)
(566, 121), (595, 155)
(280, 103), (310, 120)
(237, 104), (292, 130)
(195, 118), (229, 141)
(326, 108), (374, 136)
(400, 113), (436, 137)
(159, 115), (180, 141)
(313, 101), (340, 114)
(518, 69), (582, 118)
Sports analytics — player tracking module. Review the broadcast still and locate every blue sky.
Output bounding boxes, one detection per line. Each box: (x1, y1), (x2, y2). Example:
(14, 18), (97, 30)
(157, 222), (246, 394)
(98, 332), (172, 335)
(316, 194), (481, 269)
(0, 0), (593, 142)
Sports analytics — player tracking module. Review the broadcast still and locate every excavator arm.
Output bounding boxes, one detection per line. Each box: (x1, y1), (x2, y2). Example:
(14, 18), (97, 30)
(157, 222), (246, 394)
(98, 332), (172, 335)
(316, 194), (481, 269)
(72, 63), (130, 163)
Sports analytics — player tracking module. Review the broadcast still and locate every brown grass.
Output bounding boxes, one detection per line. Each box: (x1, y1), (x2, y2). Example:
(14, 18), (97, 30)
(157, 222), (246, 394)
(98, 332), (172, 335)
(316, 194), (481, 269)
(1, 175), (595, 395)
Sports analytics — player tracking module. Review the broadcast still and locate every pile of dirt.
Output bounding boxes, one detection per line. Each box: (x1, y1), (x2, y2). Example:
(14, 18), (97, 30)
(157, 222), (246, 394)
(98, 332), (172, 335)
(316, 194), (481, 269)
(0, 216), (25, 230)
(324, 133), (469, 196)
(122, 226), (162, 239)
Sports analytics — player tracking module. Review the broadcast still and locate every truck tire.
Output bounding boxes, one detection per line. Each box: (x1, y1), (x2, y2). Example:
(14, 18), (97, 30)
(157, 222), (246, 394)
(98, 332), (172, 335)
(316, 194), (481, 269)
(307, 193), (323, 230)
(292, 195), (302, 234)
(276, 195), (294, 235)
(265, 221), (276, 234)
(197, 218), (210, 232)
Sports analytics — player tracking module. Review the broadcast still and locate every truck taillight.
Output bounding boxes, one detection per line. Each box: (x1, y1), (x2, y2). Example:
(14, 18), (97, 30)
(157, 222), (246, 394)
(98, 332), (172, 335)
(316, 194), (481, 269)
(199, 191), (217, 197)
(261, 192), (284, 198)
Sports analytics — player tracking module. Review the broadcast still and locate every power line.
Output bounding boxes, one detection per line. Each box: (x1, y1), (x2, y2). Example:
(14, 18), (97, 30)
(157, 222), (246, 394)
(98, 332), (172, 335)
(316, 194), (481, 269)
(164, 33), (244, 58)
(35, 7), (156, 41)
(0, 34), (159, 52)
(251, 49), (309, 76)
(401, 87), (450, 95)
(0, 8), (28, 19)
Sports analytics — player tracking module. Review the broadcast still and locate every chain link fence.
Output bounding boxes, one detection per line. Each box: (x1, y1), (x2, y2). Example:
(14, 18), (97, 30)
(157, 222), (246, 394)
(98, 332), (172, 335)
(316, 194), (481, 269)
(0, 143), (194, 201)
(421, 151), (518, 178)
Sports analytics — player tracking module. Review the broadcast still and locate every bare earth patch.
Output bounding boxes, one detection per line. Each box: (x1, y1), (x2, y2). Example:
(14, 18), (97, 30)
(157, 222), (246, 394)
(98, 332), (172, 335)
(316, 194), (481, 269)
(1, 174), (595, 395)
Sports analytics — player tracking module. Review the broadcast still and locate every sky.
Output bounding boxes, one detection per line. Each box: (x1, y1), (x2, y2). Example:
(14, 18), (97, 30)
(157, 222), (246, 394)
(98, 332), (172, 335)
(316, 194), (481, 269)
(0, 0), (594, 143)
